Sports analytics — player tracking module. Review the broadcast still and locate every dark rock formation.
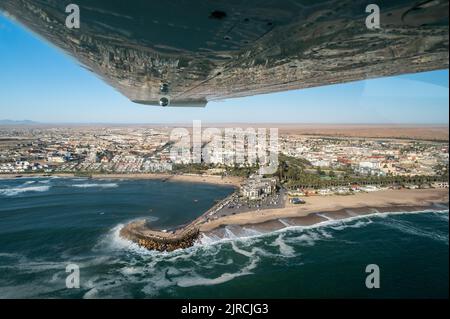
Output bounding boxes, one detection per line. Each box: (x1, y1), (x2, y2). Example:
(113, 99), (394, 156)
(120, 220), (200, 252)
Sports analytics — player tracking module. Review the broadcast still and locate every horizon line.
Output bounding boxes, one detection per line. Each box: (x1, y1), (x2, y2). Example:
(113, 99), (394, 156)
(0, 121), (449, 126)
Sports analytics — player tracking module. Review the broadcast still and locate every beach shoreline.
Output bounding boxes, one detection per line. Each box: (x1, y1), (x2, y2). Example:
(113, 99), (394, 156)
(200, 188), (449, 233)
(118, 188), (448, 251)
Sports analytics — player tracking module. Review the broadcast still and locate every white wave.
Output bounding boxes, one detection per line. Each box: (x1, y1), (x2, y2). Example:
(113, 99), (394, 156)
(0, 185), (50, 196)
(140, 274), (174, 297)
(121, 266), (144, 276)
(285, 227), (333, 247)
(15, 261), (68, 273)
(329, 219), (373, 231)
(345, 210), (360, 217)
(0, 252), (25, 259)
(272, 234), (295, 257)
(1, 254), (114, 277)
(198, 227), (267, 250)
(241, 227), (263, 237)
(288, 233), (317, 246)
(177, 243), (260, 288)
(82, 271), (136, 299)
(316, 213), (334, 221)
(198, 209), (448, 251)
(89, 237), (255, 295)
(83, 288), (99, 299)
(96, 223), (155, 255)
(71, 183), (118, 189)
(380, 218), (449, 244)
(433, 211), (449, 222)
(224, 227), (239, 239)
(164, 248), (200, 263)
(316, 228), (333, 238)
(278, 219), (292, 227)
(81, 210), (445, 298)
(231, 241), (255, 258)
(280, 209), (449, 240)
(167, 209), (450, 292)
(372, 209), (448, 219)
(176, 264), (255, 287)
(198, 225), (265, 246)
(88, 209), (449, 297)
(198, 233), (222, 245)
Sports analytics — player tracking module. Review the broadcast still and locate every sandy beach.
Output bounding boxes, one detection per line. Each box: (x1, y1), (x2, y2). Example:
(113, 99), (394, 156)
(91, 173), (243, 186)
(0, 173), (243, 186)
(199, 188), (449, 232)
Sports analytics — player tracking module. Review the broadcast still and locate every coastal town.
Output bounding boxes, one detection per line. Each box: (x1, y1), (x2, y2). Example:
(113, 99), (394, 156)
(1, 126), (448, 187)
(1, 125), (448, 251)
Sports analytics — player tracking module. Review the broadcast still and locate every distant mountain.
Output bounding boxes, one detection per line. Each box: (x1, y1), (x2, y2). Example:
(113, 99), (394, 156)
(0, 119), (39, 125)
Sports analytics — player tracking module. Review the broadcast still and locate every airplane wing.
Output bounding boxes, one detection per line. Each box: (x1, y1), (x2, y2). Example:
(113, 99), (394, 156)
(0, 0), (448, 107)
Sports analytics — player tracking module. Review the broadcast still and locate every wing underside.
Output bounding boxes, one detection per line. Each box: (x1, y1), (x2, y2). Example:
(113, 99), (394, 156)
(1, 0), (448, 107)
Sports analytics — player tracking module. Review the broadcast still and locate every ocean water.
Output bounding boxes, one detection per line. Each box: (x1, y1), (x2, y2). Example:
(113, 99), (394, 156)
(0, 177), (448, 299)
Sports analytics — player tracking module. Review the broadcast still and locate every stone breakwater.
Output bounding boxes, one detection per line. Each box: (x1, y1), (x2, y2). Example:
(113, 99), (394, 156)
(119, 220), (200, 252)
(120, 191), (237, 251)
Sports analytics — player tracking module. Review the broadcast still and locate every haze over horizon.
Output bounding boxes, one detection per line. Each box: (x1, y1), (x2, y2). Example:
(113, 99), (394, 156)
(0, 119), (449, 126)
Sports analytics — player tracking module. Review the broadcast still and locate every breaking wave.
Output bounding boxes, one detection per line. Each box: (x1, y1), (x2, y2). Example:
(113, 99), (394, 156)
(273, 234), (295, 257)
(97, 209), (448, 297)
(199, 208), (449, 246)
(176, 244), (260, 288)
(0, 185), (51, 196)
(379, 217), (449, 244)
(71, 183), (119, 189)
(79, 223), (281, 297)
(3, 208), (447, 298)
(4, 186), (446, 299)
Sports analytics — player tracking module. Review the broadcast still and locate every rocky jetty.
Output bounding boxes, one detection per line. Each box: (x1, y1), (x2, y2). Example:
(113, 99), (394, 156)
(120, 220), (200, 252)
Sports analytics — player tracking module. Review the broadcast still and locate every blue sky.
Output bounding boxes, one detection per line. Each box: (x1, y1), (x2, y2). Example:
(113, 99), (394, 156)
(0, 13), (448, 124)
